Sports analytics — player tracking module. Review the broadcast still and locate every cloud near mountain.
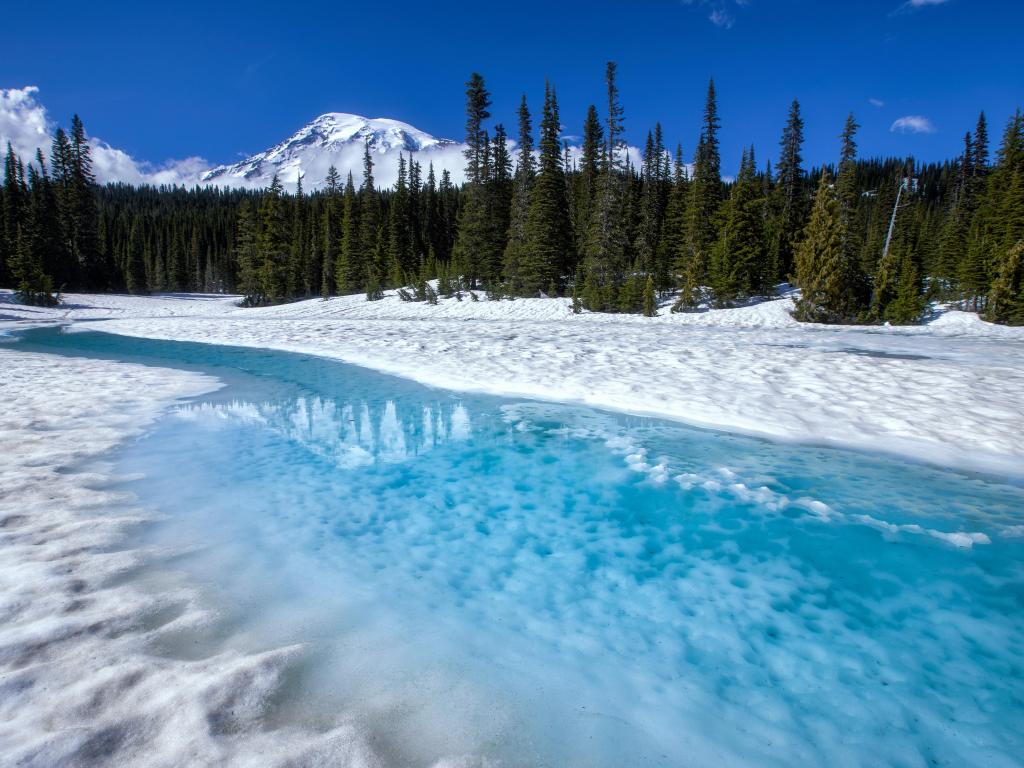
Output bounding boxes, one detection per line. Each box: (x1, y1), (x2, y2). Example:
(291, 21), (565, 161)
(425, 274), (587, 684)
(1, 86), (645, 192)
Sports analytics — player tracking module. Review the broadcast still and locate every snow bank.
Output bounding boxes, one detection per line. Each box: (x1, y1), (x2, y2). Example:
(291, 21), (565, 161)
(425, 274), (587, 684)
(0, 348), (401, 766)
(3, 287), (1024, 475)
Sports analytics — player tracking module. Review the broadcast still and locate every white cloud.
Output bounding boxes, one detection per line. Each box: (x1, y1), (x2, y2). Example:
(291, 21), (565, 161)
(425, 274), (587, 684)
(681, 0), (746, 28)
(2, 85), (647, 193)
(0, 85), (206, 186)
(892, 0), (950, 14)
(890, 115), (937, 134)
(869, 98), (885, 108)
(0, 86), (50, 162)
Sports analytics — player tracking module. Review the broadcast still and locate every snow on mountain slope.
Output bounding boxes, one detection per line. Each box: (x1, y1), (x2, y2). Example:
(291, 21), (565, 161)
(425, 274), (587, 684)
(200, 112), (464, 190)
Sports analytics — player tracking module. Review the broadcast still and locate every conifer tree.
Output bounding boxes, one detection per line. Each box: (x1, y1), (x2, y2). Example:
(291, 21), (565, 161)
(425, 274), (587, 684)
(10, 224), (55, 306)
(656, 145), (688, 292)
(836, 113), (866, 307)
(68, 115), (106, 289)
(520, 83), (572, 295)
(388, 154), (415, 285)
(974, 111), (990, 172)
(987, 239), (1024, 324)
(358, 141), (379, 291)
(321, 165), (342, 298)
(770, 99), (808, 282)
(642, 274), (657, 316)
(674, 79), (721, 311)
(965, 110), (1024, 308)
(125, 218), (148, 294)
(452, 72), (493, 288)
(635, 124), (667, 275)
(584, 62), (629, 310)
(485, 124), (513, 285)
(289, 174), (309, 296)
(258, 174), (290, 303)
(711, 146), (765, 304)
(2, 143), (23, 286)
(793, 169), (853, 323)
(334, 172), (361, 293)
(168, 227), (188, 291)
(504, 95), (535, 294)
(573, 104), (603, 258)
(28, 150), (67, 290)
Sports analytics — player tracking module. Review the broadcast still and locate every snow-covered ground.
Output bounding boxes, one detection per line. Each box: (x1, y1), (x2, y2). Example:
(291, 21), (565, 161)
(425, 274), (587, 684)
(2, 287), (1023, 765)
(0, 348), (408, 765)
(3, 287), (1023, 475)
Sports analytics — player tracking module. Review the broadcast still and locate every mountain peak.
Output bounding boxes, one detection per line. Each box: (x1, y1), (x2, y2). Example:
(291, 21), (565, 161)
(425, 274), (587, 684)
(200, 112), (459, 190)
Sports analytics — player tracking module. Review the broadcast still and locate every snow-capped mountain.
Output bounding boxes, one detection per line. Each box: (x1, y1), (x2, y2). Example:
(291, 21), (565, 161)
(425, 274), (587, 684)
(200, 112), (465, 190)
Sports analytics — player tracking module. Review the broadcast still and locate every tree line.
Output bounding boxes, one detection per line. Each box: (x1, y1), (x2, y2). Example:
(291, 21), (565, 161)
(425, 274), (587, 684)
(2, 65), (1022, 324)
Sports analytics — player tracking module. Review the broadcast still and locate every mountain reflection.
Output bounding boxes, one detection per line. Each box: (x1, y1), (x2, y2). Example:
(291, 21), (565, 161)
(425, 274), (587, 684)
(173, 396), (472, 467)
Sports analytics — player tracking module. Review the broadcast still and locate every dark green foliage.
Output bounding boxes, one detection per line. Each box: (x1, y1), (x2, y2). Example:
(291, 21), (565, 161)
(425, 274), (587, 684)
(987, 239), (1024, 324)
(710, 146), (766, 304)
(503, 95), (535, 295)
(388, 154), (414, 285)
(452, 73), (493, 287)
(257, 175), (291, 303)
(794, 170), (855, 323)
(656, 145), (687, 292)
(583, 62), (630, 310)
(673, 79), (722, 311)
(519, 83), (573, 296)
(2, 79), (1020, 329)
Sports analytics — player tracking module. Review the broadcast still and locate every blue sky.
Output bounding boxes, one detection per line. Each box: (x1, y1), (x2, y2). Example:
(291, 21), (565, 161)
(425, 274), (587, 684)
(5, 0), (1022, 175)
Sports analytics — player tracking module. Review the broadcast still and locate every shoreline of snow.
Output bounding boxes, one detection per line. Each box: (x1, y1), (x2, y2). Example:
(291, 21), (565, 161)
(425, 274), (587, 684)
(3, 288), (1024, 478)
(0, 347), (396, 766)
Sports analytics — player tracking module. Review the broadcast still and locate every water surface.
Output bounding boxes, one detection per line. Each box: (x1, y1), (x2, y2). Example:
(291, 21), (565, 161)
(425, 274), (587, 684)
(15, 327), (1024, 767)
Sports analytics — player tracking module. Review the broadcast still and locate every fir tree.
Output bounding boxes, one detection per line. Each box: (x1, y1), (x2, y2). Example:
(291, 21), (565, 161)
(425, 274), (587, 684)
(10, 224), (56, 306)
(770, 99), (808, 283)
(388, 153), (414, 284)
(642, 273), (657, 317)
(485, 124), (513, 285)
(124, 218), (148, 294)
(336, 172), (361, 292)
(258, 175), (290, 303)
(68, 115), (106, 289)
(635, 124), (667, 275)
(503, 95), (535, 294)
(521, 83), (573, 295)
(584, 62), (629, 310)
(27, 150), (67, 290)
(321, 164), (342, 298)
(2, 142), (24, 286)
(974, 111), (990, 172)
(656, 145), (687, 292)
(987, 239), (1024, 324)
(836, 113), (865, 307)
(573, 104), (603, 258)
(793, 169), (853, 323)
(289, 174), (309, 296)
(710, 146), (765, 304)
(674, 79), (722, 311)
(358, 141), (379, 290)
(452, 72), (493, 288)
(168, 227), (188, 291)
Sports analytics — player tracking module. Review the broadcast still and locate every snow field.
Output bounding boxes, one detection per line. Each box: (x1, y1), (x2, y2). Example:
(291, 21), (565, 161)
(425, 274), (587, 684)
(0, 347), (403, 767)
(3, 287), (1020, 475)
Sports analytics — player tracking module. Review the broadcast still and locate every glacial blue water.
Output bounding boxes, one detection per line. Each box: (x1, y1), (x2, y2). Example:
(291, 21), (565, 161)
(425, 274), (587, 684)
(14, 327), (1024, 767)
